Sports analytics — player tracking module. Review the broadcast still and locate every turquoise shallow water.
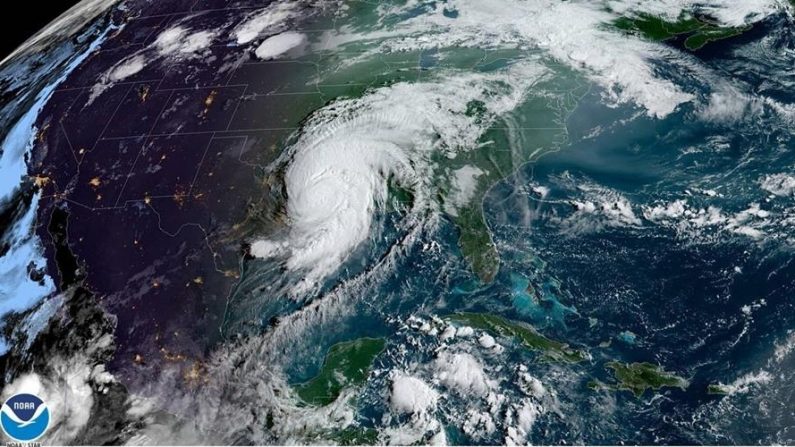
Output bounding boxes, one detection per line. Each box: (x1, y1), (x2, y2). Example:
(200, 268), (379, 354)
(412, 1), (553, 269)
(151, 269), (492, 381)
(197, 8), (795, 444)
(2, 1), (795, 444)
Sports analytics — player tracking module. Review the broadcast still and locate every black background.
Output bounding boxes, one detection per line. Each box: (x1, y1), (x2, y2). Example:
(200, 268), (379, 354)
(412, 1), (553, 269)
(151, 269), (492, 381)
(1, 1), (84, 60)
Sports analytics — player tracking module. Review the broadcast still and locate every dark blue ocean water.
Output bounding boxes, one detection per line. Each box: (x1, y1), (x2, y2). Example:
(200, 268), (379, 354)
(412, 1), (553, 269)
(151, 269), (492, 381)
(479, 43), (795, 440)
(224, 13), (795, 445)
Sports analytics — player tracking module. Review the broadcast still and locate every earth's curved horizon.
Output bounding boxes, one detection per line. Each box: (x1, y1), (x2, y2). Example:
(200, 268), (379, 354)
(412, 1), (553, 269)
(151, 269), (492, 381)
(1, 0), (795, 445)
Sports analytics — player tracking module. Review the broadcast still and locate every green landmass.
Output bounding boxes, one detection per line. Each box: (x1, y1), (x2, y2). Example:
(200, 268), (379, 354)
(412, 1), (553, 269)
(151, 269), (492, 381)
(613, 13), (751, 50)
(446, 312), (587, 362)
(707, 384), (730, 395)
(441, 74), (584, 282)
(454, 206), (501, 282)
(294, 337), (386, 406)
(295, 42), (586, 283)
(683, 27), (748, 50)
(603, 361), (688, 397)
(387, 177), (415, 213)
(329, 427), (380, 445)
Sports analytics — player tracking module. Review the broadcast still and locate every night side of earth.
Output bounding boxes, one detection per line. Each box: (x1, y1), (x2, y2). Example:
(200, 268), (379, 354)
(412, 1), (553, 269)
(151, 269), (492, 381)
(1, 0), (795, 445)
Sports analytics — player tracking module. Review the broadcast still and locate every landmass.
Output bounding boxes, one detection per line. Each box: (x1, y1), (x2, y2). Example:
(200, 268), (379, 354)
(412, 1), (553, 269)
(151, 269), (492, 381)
(591, 361), (688, 397)
(294, 337), (386, 406)
(329, 427), (380, 446)
(707, 384), (729, 395)
(446, 312), (588, 363)
(318, 47), (585, 283)
(441, 71), (585, 282)
(613, 13), (751, 50)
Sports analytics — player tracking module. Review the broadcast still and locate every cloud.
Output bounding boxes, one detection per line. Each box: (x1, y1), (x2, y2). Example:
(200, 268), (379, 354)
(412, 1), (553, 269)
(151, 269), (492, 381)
(254, 32), (306, 60)
(432, 351), (494, 397)
(249, 62), (548, 295)
(390, 374), (440, 415)
(325, 0), (701, 117)
(761, 173), (795, 197)
(1, 335), (116, 445)
(89, 25), (218, 104)
(234, 2), (299, 44)
(154, 26), (216, 56)
(108, 54), (146, 81)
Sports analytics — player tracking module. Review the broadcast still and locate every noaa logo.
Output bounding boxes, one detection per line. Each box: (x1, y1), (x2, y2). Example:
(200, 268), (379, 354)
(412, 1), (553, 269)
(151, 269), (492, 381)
(0, 394), (49, 442)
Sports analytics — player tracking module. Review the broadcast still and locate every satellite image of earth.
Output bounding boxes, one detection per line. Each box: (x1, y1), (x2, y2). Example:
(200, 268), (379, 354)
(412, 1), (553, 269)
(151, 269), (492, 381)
(2, 0), (795, 444)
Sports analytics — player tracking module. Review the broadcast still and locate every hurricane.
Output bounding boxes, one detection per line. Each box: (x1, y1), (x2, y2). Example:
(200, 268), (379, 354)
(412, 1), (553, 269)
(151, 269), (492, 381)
(1, 0), (795, 445)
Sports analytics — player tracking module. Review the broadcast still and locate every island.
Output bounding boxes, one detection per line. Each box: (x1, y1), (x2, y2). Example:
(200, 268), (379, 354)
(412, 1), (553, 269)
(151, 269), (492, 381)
(590, 361), (688, 397)
(707, 384), (730, 395)
(446, 312), (587, 363)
